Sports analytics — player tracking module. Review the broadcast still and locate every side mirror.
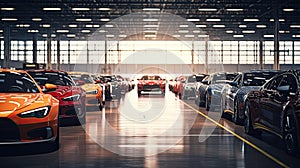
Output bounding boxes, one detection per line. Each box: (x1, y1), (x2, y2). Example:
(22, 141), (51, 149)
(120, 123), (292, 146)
(44, 83), (57, 92)
(229, 82), (238, 87)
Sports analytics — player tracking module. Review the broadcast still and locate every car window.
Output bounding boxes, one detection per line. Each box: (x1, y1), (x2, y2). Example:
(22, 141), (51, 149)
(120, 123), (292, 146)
(0, 72), (39, 93)
(29, 72), (75, 86)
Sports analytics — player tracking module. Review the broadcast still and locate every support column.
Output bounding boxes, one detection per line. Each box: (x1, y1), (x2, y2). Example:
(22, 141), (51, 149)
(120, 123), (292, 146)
(24, 40), (27, 63)
(68, 40), (71, 71)
(191, 41), (194, 73)
(3, 26), (10, 68)
(237, 41), (240, 72)
(292, 41), (295, 68)
(56, 35), (60, 70)
(273, 3), (280, 70)
(86, 41), (89, 72)
(103, 37), (109, 74)
(33, 33), (37, 63)
(205, 36), (208, 74)
(117, 41), (121, 73)
(46, 31), (52, 69)
(259, 37), (264, 70)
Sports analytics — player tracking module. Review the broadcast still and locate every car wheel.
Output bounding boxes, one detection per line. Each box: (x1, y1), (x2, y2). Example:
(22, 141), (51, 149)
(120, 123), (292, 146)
(205, 93), (210, 111)
(138, 91), (141, 97)
(283, 109), (298, 155)
(244, 102), (256, 135)
(233, 100), (243, 125)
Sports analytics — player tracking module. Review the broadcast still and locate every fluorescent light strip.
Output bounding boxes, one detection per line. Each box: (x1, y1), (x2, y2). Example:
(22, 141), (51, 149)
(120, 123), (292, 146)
(283, 8), (294, 12)
(119, 34), (127, 38)
(143, 8), (160, 11)
(98, 8), (111, 11)
(1, 8), (15, 11)
(233, 35), (244, 38)
(72, 8), (89, 11)
(198, 34), (209, 38)
(2, 18), (17, 21)
(187, 18), (200, 22)
(143, 18), (158, 22)
(32, 18), (42, 21)
(290, 25), (300, 28)
(76, 18), (91, 22)
(28, 30), (39, 33)
(293, 35), (300, 38)
(179, 25), (188, 28)
(269, 19), (285, 22)
(105, 24), (114, 28)
(0, 30), (3, 33)
(213, 25), (225, 28)
(16, 24), (30, 28)
(56, 29), (69, 33)
(244, 18), (259, 22)
(67, 34), (76, 38)
(225, 8), (243, 12)
(256, 25), (266, 28)
(242, 30), (255, 33)
(40, 24), (50, 28)
(173, 35), (180, 38)
(264, 34), (274, 38)
(198, 8), (217, 12)
(279, 30), (290, 34)
(185, 35), (195, 38)
(69, 24), (77, 28)
(196, 25), (206, 28)
(239, 25), (247, 28)
(144, 25), (159, 28)
(100, 18), (110, 22)
(193, 30), (201, 33)
(43, 7), (61, 11)
(106, 35), (115, 38)
(81, 30), (90, 33)
(144, 30), (157, 33)
(206, 18), (221, 22)
(226, 30), (234, 33)
(178, 30), (189, 33)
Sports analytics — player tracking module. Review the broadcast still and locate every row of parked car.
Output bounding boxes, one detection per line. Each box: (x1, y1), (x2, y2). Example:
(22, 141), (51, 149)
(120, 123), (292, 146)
(170, 69), (300, 155)
(0, 68), (133, 152)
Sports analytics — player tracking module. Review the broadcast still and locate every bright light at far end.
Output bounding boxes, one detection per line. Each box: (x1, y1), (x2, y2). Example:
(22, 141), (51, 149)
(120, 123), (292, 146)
(1, 7), (15, 11)
(283, 8), (295, 12)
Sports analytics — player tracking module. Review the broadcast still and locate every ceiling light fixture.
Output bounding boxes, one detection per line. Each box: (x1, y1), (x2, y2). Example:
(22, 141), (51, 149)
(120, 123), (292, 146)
(76, 18), (92, 22)
(72, 8), (90, 11)
(32, 18), (42, 21)
(225, 8), (244, 12)
(187, 19), (200, 22)
(1, 7), (15, 11)
(206, 18), (221, 22)
(1, 18), (17, 21)
(198, 8), (217, 12)
(43, 7), (61, 11)
(244, 18), (259, 22)
(143, 8), (160, 11)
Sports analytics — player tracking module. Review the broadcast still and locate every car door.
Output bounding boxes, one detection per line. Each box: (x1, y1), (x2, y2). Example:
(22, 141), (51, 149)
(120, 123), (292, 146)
(226, 75), (241, 112)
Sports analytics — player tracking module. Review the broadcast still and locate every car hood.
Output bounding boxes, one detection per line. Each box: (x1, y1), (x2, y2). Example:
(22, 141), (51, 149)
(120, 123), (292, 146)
(47, 85), (81, 99)
(139, 80), (164, 84)
(0, 93), (41, 115)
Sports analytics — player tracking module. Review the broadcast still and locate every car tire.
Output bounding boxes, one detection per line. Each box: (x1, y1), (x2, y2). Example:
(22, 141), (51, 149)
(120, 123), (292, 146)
(283, 109), (298, 155)
(244, 102), (257, 136)
(233, 100), (243, 125)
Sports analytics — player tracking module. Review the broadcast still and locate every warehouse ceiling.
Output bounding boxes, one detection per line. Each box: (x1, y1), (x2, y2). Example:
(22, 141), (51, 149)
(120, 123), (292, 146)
(0, 0), (300, 41)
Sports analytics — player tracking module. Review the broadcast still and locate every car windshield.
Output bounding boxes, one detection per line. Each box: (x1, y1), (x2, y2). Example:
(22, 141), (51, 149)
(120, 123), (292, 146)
(211, 73), (238, 84)
(70, 74), (94, 84)
(0, 72), (39, 93)
(195, 75), (207, 82)
(187, 76), (197, 83)
(141, 76), (162, 80)
(29, 72), (75, 86)
(243, 72), (277, 86)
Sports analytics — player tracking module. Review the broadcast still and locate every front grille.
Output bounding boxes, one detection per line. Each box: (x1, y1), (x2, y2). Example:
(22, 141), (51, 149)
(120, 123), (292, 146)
(0, 118), (20, 142)
(142, 84), (161, 91)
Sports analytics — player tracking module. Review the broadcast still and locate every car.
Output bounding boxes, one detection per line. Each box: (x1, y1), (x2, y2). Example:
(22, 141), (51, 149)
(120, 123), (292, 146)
(102, 75), (122, 100)
(195, 72), (238, 111)
(168, 79), (176, 92)
(28, 70), (86, 125)
(244, 70), (300, 155)
(69, 72), (104, 111)
(181, 74), (209, 100)
(137, 75), (166, 96)
(92, 74), (110, 104)
(221, 70), (280, 125)
(172, 75), (186, 98)
(0, 69), (59, 150)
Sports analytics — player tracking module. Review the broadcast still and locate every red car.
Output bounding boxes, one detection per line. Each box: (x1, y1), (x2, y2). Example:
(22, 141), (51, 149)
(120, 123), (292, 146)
(28, 70), (86, 125)
(173, 75), (186, 98)
(244, 70), (300, 155)
(137, 75), (166, 96)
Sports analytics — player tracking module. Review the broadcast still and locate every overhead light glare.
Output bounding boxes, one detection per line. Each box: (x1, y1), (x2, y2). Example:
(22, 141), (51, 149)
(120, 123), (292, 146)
(293, 35), (300, 38)
(16, 24), (30, 28)
(43, 7), (61, 11)
(198, 34), (209, 38)
(76, 18), (91, 22)
(242, 30), (255, 34)
(185, 35), (195, 38)
(32, 18), (42, 21)
(100, 18), (110, 22)
(69, 24), (77, 28)
(239, 25), (247, 28)
(283, 8), (295, 12)
(144, 25), (159, 28)
(105, 24), (114, 28)
(119, 34), (127, 38)
(206, 18), (221, 22)
(213, 25), (225, 28)
(81, 30), (90, 33)
(67, 34), (76, 38)
(106, 35), (115, 38)
(56, 29), (69, 33)
(1, 18), (17, 21)
(143, 8), (160, 11)
(290, 25), (300, 28)
(196, 25), (206, 28)
(178, 30), (189, 33)
(256, 25), (267, 28)
(225, 8), (244, 12)
(143, 18), (158, 22)
(40, 24), (50, 28)
(1, 8), (15, 11)
(264, 34), (274, 38)
(28, 29), (39, 33)
(98, 8), (111, 11)
(244, 18), (259, 22)
(198, 8), (217, 12)
(233, 34), (244, 38)
(179, 25), (188, 28)
(226, 30), (234, 33)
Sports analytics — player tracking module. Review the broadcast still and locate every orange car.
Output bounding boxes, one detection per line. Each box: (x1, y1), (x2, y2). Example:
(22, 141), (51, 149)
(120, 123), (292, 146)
(69, 72), (104, 110)
(0, 69), (59, 150)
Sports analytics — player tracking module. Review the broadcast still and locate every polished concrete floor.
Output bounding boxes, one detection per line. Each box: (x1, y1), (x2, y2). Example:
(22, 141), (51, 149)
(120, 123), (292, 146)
(1, 89), (300, 168)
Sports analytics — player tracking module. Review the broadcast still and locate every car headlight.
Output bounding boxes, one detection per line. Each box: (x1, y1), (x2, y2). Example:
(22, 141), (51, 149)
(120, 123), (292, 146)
(62, 94), (81, 101)
(18, 106), (50, 118)
(86, 90), (98, 94)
